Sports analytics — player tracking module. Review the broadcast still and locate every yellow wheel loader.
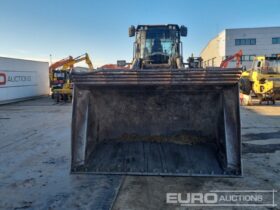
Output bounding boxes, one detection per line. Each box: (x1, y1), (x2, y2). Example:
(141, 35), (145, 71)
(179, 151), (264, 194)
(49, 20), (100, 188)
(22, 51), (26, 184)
(240, 55), (280, 104)
(71, 25), (242, 177)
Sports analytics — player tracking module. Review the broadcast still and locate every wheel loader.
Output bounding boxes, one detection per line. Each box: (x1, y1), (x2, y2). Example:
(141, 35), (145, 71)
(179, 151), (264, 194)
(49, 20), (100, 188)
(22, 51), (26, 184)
(240, 55), (280, 104)
(71, 24), (242, 176)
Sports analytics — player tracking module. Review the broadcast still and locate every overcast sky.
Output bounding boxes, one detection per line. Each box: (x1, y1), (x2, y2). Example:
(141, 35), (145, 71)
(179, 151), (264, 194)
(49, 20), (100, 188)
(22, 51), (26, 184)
(0, 0), (279, 67)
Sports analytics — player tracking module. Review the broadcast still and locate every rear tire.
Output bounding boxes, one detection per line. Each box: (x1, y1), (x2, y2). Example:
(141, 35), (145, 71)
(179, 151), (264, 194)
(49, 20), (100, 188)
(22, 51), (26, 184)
(240, 78), (251, 95)
(56, 94), (60, 103)
(64, 94), (68, 102)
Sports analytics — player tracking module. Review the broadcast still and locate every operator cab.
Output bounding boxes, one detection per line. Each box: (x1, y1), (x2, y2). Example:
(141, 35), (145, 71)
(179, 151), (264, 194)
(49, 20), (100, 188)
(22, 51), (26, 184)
(51, 69), (71, 89)
(252, 56), (280, 74)
(129, 24), (187, 69)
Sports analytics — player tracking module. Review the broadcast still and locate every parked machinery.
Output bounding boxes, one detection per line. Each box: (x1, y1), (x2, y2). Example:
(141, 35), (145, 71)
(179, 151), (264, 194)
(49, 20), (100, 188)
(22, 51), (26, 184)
(240, 55), (280, 104)
(187, 55), (203, 68)
(49, 53), (93, 102)
(220, 50), (243, 68)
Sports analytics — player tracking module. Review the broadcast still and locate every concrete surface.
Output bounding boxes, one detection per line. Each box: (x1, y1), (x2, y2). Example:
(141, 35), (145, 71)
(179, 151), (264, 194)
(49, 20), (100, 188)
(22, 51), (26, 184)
(0, 97), (279, 210)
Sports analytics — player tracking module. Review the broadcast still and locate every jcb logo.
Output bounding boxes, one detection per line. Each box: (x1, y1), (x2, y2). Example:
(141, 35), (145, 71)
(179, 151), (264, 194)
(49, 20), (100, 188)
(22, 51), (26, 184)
(0, 72), (6, 85)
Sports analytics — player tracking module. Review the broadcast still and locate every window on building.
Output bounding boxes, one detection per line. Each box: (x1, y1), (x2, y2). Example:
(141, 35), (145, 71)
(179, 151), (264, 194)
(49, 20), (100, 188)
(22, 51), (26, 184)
(250, 39), (256, 45)
(249, 55), (255, 61)
(240, 55), (255, 61)
(242, 55), (249, 61)
(222, 54), (255, 63)
(272, 37), (280, 44)
(235, 38), (256, 46)
(235, 40), (240, 45)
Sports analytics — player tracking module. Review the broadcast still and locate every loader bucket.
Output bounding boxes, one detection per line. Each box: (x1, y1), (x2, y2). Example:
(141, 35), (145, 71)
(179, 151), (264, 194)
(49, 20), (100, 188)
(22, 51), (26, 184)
(71, 68), (242, 176)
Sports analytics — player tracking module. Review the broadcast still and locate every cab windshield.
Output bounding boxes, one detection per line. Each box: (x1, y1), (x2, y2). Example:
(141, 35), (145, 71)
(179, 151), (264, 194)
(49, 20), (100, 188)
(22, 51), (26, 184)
(139, 28), (179, 63)
(253, 59), (280, 74)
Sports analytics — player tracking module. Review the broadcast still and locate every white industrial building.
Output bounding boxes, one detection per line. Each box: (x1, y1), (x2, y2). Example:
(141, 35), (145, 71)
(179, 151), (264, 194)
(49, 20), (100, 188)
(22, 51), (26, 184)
(0, 57), (49, 104)
(200, 26), (280, 68)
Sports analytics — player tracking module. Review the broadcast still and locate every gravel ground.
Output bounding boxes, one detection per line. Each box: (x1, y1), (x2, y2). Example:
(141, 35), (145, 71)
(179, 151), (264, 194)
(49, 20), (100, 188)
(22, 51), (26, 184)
(0, 97), (279, 210)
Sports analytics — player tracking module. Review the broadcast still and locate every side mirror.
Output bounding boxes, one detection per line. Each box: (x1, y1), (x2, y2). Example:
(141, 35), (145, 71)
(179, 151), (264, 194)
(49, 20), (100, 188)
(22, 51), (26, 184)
(117, 60), (127, 67)
(129, 25), (135, 37)
(180, 25), (188, 37)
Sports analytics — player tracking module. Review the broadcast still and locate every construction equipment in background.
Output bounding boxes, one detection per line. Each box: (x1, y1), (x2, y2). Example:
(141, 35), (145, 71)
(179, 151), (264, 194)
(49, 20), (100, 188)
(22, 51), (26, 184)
(187, 55), (203, 68)
(240, 55), (280, 104)
(71, 24), (242, 177)
(49, 53), (93, 102)
(220, 50), (243, 68)
(99, 63), (130, 70)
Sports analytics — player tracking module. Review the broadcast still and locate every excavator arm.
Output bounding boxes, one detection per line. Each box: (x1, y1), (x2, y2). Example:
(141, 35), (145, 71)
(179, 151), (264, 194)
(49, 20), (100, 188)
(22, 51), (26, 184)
(49, 53), (94, 73)
(62, 53), (94, 70)
(220, 50), (243, 68)
(49, 56), (74, 73)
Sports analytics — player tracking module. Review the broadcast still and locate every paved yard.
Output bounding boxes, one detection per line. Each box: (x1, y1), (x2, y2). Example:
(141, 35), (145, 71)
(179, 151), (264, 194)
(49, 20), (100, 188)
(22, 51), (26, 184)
(0, 97), (279, 210)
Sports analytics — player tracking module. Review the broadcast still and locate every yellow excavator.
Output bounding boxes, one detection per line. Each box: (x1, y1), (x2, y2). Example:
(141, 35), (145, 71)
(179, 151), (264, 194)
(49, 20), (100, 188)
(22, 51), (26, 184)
(49, 53), (93, 102)
(240, 55), (280, 104)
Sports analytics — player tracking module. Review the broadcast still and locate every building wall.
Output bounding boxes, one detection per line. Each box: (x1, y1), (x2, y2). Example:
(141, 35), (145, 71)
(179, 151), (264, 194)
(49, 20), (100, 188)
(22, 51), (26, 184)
(200, 27), (280, 69)
(226, 27), (280, 68)
(0, 57), (49, 104)
(200, 31), (225, 67)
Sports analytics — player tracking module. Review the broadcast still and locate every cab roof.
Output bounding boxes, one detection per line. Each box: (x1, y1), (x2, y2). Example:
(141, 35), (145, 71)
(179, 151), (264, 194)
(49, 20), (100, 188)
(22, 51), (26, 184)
(136, 24), (180, 31)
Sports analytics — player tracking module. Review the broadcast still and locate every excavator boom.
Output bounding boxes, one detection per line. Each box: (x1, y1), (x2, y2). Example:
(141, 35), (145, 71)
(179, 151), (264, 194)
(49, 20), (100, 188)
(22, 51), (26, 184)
(63, 53), (94, 70)
(49, 56), (74, 73)
(49, 53), (93, 73)
(220, 50), (243, 68)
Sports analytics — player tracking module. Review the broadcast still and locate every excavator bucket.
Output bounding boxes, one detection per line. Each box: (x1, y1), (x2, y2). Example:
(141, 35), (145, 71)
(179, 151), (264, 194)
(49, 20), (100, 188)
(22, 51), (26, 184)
(71, 68), (242, 176)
